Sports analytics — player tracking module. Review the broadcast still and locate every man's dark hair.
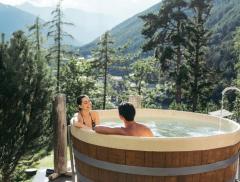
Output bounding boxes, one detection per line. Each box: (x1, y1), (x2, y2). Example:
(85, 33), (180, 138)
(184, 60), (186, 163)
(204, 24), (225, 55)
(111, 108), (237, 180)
(118, 102), (135, 121)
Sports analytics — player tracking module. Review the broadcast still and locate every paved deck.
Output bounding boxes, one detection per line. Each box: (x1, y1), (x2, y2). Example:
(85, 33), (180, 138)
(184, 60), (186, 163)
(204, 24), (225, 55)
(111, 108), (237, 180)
(32, 168), (76, 182)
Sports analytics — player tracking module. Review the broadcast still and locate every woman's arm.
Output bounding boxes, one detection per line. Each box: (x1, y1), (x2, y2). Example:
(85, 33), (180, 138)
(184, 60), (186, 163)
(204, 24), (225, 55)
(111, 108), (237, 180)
(92, 111), (100, 125)
(72, 113), (88, 128)
(70, 113), (78, 125)
(94, 126), (126, 135)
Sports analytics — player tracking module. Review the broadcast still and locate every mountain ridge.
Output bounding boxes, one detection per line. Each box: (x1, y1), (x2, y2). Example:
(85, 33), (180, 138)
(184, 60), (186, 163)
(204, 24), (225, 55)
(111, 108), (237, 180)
(0, 2), (39, 40)
(79, 2), (161, 56)
(79, 0), (240, 65)
(15, 2), (121, 45)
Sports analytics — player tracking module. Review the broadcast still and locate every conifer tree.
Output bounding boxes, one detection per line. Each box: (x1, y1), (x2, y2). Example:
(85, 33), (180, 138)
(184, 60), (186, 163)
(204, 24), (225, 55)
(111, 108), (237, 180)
(186, 0), (213, 111)
(28, 17), (43, 61)
(129, 58), (155, 95)
(141, 0), (188, 104)
(234, 27), (240, 83)
(0, 31), (53, 181)
(45, 0), (73, 92)
(92, 31), (115, 109)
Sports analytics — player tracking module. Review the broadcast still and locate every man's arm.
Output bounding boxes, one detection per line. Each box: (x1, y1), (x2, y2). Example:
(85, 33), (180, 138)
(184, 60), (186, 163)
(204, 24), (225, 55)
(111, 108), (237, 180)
(94, 126), (126, 135)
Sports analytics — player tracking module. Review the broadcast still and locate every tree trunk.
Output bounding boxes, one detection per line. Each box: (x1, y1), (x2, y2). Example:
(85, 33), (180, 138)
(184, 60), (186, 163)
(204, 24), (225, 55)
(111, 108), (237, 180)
(176, 18), (182, 104)
(192, 41), (200, 112)
(57, 8), (61, 93)
(36, 17), (41, 61)
(103, 35), (108, 110)
(176, 44), (182, 104)
(103, 58), (108, 110)
(138, 83), (141, 95)
(53, 94), (67, 174)
(2, 170), (11, 182)
(1, 33), (4, 44)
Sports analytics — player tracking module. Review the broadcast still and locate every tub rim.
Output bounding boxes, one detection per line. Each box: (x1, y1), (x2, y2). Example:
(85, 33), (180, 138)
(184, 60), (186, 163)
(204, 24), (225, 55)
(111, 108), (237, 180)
(71, 109), (240, 151)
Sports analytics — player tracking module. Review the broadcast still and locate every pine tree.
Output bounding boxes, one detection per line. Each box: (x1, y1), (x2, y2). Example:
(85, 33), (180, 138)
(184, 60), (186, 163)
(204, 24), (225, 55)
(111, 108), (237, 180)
(28, 17), (44, 61)
(129, 58), (155, 95)
(186, 0), (213, 111)
(0, 31), (54, 181)
(92, 31), (115, 109)
(141, 0), (188, 104)
(233, 27), (240, 84)
(45, 0), (73, 92)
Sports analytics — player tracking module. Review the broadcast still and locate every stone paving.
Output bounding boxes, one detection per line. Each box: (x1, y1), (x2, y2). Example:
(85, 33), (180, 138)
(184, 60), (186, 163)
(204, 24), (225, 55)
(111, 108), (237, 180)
(32, 168), (76, 182)
(32, 160), (76, 182)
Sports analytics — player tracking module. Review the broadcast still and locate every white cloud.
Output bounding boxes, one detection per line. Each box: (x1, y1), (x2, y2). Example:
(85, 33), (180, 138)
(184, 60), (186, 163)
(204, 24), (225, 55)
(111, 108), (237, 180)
(28, 0), (58, 7)
(0, 0), (25, 5)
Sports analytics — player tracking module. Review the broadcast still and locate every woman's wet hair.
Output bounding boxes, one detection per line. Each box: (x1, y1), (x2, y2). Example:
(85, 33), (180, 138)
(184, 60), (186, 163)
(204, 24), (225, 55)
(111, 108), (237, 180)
(118, 102), (135, 121)
(77, 95), (88, 111)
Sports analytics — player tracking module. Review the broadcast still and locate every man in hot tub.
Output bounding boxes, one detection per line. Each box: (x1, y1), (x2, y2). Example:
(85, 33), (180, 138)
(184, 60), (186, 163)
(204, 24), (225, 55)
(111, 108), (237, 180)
(94, 102), (153, 137)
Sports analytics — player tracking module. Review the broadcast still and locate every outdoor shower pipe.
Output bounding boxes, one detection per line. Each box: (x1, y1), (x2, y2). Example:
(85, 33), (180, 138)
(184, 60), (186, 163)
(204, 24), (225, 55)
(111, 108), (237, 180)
(221, 86), (240, 117)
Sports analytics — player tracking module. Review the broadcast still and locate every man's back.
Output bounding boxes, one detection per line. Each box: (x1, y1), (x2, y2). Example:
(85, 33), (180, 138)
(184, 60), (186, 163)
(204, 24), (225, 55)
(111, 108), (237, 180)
(95, 102), (154, 137)
(123, 122), (153, 137)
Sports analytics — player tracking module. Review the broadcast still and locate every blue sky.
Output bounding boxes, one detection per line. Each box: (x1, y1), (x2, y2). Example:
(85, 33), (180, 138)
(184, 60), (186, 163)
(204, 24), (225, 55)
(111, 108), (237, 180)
(0, 0), (161, 20)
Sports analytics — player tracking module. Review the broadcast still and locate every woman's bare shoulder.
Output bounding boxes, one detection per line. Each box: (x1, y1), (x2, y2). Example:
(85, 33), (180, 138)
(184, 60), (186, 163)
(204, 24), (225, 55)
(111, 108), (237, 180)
(90, 111), (99, 116)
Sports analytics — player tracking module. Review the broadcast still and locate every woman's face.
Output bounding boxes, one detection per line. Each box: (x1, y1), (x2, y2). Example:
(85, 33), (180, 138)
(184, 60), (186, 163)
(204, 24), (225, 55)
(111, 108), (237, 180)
(80, 96), (92, 110)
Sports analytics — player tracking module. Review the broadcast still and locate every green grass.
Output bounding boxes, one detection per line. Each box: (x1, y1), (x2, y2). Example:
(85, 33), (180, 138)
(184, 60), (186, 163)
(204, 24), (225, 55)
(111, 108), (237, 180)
(34, 150), (54, 168)
(34, 147), (71, 169)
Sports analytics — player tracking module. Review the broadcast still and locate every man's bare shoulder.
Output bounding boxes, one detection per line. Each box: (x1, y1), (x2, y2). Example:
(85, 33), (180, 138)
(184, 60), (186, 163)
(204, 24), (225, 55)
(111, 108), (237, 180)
(136, 122), (154, 137)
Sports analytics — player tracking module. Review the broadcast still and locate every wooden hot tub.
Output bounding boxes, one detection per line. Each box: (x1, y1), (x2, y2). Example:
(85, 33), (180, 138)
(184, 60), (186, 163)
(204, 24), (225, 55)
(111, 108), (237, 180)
(71, 109), (240, 182)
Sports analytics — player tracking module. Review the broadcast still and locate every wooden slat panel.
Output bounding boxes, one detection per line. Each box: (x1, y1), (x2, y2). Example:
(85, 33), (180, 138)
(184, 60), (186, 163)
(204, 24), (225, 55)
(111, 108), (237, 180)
(191, 173), (200, 182)
(165, 152), (180, 167)
(191, 151), (201, 182)
(125, 174), (146, 182)
(164, 176), (177, 182)
(98, 168), (111, 182)
(200, 150), (214, 182)
(78, 160), (89, 179)
(96, 146), (109, 161)
(144, 152), (152, 167)
(202, 172), (214, 182)
(214, 148), (225, 162)
(185, 151), (194, 166)
(178, 175), (194, 182)
(113, 171), (126, 182)
(88, 143), (97, 158)
(144, 152), (153, 182)
(152, 176), (165, 182)
(214, 168), (225, 182)
(201, 150), (209, 165)
(126, 150), (145, 166)
(108, 148), (126, 164)
(223, 164), (234, 182)
(208, 148), (218, 163)
(152, 151), (165, 167)
(105, 170), (126, 182)
(89, 165), (99, 181)
(72, 136), (239, 182)
(144, 175), (153, 182)
(125, 150), (145, 181)
(177, 151), (193, 181)
(95, 168), (127, 182)
(81, 141), (89, 155)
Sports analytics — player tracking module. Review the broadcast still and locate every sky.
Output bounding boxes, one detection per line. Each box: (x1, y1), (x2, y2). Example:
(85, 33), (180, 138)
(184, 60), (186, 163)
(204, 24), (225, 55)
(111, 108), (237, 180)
(0, 0), (161, 20)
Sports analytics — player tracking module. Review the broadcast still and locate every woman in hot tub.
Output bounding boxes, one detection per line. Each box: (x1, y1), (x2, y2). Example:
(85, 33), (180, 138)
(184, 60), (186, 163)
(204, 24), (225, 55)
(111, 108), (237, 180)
(72, 95), (100, 129)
